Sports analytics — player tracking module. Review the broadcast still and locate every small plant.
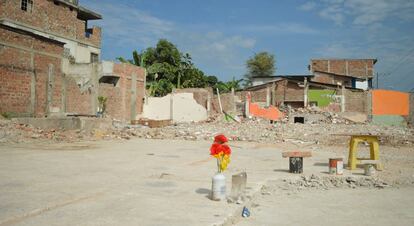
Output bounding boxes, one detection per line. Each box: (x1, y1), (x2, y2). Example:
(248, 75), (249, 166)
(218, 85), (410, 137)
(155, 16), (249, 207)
(1, 112), (13, 119)
(97, 96), (107, 115)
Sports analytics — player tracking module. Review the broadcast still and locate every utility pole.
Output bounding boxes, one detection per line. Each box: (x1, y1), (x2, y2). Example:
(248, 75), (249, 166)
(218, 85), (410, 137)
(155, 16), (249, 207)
(376, 72), (379, 89)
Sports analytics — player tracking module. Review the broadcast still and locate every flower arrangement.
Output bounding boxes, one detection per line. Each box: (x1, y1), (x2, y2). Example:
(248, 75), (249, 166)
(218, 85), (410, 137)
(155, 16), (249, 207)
(210, 134), (232, 173)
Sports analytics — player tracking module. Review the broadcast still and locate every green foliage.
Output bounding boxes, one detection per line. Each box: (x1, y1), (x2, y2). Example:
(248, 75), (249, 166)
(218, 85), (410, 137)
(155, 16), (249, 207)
(0, 112), (13, 119)
(97, 96), (107, 113)
(214, 77), (244, 93)
(245, 52), (276, 79)
(117, 39), (245, 96)
(206, 75), (219, 87)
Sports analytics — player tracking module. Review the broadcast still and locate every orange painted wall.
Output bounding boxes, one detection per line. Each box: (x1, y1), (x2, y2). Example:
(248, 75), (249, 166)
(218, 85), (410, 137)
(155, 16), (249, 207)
(372, 90), (409, 116)
(247, 93), (284, 120)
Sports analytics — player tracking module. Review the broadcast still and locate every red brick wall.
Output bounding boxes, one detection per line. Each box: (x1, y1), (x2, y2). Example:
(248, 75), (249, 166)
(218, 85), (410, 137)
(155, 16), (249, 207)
(0, 0), (100, 47)
(99, 84), (122, 119)
(311, 59), (375, 78)
(64, 63), (146, 121)
(312, 72), (353, 87)
(64, 76), (93, 115)
(34, 54), (63, 116)
(111, 63), (145, 120)
(345, 89), (368, 113)
(0, 25), (64, 117)
(275, 80), (304, 103)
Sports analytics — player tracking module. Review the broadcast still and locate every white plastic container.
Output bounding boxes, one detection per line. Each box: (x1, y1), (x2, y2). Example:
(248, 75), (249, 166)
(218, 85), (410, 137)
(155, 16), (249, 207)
(364, 164), (376, 176)
(211, 173), (226, 201)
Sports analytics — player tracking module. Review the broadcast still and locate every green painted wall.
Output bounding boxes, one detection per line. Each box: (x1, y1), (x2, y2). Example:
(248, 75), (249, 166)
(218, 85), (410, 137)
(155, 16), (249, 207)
(372, 115), (407, 127)
(308, 90), (337, 107)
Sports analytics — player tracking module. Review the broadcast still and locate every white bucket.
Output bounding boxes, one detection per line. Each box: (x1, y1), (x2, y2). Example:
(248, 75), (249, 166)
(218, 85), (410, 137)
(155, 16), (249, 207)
(211, 173), (226, 201)
(364, 164), (376, 176)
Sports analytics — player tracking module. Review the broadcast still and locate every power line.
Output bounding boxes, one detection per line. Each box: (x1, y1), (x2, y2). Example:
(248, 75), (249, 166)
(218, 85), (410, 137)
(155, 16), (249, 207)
(382, 46), (414, 78)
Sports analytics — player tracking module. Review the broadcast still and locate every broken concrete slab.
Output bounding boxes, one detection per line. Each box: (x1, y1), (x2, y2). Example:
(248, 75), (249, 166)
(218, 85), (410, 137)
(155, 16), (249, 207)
(14, 117), (112, 132)
(143, 93), (208, 122)
(340, 112), (368, 123)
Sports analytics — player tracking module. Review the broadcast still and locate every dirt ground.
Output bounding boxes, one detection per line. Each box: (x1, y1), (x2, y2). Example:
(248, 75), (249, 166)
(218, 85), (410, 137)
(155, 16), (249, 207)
(0, 137), (413, 226)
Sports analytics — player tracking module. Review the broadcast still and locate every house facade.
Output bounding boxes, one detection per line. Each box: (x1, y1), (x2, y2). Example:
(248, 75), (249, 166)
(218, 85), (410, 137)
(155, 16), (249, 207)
(309, 59), (376, 90)
(0, 0), (146, 121)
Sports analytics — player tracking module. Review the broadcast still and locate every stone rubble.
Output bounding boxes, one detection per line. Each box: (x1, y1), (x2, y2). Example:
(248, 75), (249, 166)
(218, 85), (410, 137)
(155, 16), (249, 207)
(1, 113), (413, 147)
(260, 174), (392, 195)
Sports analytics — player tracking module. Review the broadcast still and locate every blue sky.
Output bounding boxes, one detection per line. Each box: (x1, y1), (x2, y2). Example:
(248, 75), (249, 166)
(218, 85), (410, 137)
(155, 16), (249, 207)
(82, 0), (414, 92)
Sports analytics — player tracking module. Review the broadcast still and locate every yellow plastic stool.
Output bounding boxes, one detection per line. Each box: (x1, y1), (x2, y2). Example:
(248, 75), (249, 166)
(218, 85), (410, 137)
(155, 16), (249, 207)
(348, 135), (383, 170)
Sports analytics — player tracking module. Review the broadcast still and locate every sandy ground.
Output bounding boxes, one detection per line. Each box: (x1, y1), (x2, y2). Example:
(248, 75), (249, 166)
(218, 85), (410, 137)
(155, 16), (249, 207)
(0, 138), (413, 226)
(236, 186), (414, 226)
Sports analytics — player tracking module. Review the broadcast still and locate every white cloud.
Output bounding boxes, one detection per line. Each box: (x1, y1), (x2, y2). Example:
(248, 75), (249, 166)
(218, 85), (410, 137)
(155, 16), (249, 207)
(318, 4), (345, 25)
(84, 2), (173, 47)
(242, 23), (320, 35)
(299, 2), (317, 11)
(305, 0), (414, 26)
(82, 0), (256, 76)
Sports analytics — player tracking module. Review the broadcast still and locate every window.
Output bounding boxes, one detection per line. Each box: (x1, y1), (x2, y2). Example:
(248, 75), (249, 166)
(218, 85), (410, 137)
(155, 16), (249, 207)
(90, 53), (99, 63)
(21, 0), (33, 12)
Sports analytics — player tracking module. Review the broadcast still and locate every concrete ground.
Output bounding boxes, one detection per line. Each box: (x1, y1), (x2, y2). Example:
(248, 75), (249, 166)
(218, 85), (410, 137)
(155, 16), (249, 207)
(0, 139), (413, 226)
(236, 187), (414, 226)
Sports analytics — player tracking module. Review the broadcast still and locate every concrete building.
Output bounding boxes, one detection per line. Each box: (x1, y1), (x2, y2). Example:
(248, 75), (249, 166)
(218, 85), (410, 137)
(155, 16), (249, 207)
(0, 0), (146, 121)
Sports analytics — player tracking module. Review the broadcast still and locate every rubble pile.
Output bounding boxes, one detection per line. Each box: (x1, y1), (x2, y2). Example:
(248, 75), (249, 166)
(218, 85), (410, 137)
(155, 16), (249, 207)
(0, 118), (90, 143)
(111, 117), (414, 146)
(260, 175), (392, 195)
(284, 174), (390, 189)
(1, 113), (413, 147)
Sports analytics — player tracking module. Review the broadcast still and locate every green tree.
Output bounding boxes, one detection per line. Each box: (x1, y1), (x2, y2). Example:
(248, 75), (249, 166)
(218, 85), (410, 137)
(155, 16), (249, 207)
(245, 52), (276, 84)
(214, 77), (244, 93)
(118, 39), (225, 96)
(206, 75), (219, 87)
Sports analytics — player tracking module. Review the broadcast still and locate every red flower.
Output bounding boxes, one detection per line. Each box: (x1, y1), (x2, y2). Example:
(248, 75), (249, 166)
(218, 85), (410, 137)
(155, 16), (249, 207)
(210, 143), (231, 156)
(210, 143), (221, 156)
(221, 144), (231, 155)
(214, 134), (228, 144)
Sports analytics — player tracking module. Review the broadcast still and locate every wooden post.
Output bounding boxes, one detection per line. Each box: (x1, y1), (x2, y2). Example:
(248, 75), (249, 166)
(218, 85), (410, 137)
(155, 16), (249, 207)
(266, 86), (271, 107)
(216, 88), (223, 113)
(341, 84), (345, 112)
(271, 82), (276, 106)
(304, 77), (308, 108)
(231, 88), (236, 112)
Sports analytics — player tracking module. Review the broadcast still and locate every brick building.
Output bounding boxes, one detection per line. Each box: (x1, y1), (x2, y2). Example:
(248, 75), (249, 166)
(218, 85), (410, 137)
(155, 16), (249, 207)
(0, 0), (146, 121)
(309, 59), (377, 90)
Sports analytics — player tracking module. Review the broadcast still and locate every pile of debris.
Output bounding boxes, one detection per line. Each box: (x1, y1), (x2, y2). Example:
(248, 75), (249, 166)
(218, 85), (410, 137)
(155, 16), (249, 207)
(1, 114), (413, 147)
(260, 175), (392, 195)
(109, 117), (414, 147)
(0, 118), (99, 144)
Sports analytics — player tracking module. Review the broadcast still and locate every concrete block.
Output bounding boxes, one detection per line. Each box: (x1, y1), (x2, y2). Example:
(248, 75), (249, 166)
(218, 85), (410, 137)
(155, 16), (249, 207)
(372, 115), (407, 127)
(14, 117), (112, 132)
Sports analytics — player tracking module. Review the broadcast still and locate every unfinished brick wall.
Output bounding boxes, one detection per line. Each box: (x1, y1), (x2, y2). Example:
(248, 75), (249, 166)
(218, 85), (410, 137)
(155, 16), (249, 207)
(345, 89), (368, 113)
(311, 59), (375, 79)
(112, 63), (145, 120)
(312, 72), (353, 87)
(174, 88), (212, 109)
(98, 84), (122, 119)
(64, 75), (93, 114)
(0, 0), (100, 47)
(0, 25), (64, 117)
(275, 80), (304, 103)
(211, 93), (236, 113)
